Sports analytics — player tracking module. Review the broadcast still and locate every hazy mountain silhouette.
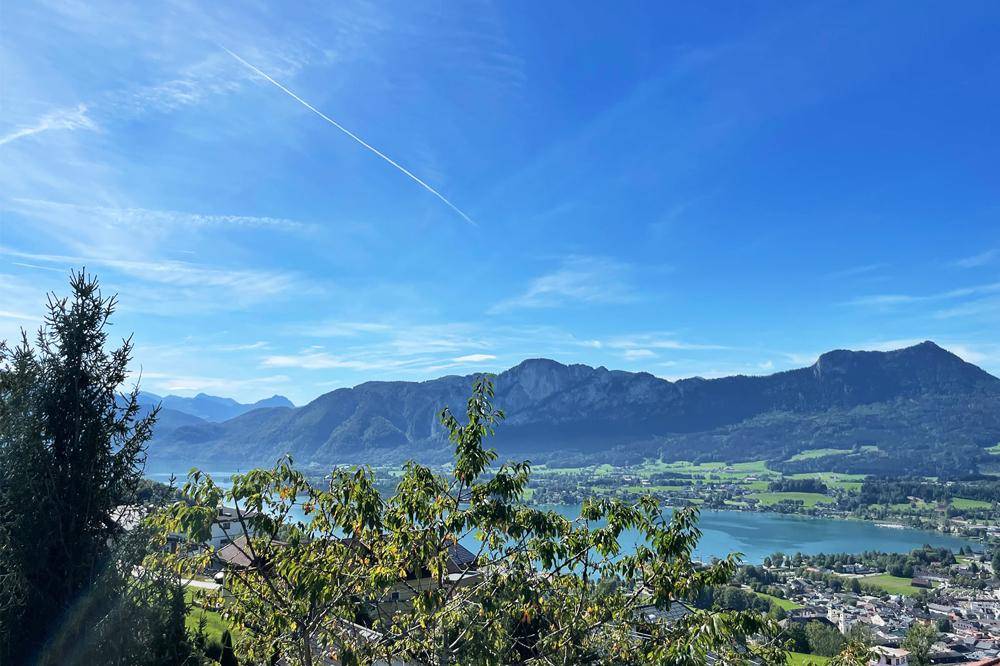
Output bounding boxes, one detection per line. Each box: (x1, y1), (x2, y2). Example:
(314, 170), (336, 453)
(137, 391), (294, 423)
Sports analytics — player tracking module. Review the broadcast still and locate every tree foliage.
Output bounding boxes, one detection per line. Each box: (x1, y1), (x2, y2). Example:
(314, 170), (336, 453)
(0, 271), (195, 665)
(901, 622), (937, 666)
(155, 377), (785, 665)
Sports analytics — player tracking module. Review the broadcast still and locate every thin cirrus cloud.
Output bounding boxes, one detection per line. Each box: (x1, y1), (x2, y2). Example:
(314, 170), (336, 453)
(610, 333), (733, 364)
(261, 349), (392, 371)
(825, 263), (887, 280)
(9, 199), (315, 234)
(0, 48), (289, 149)
(847, 281), (1000, 308)
(453, 353), (496, 363)
(261, 350), (441, 373)
(0, 310), (39, 321)
(605, 333), (731, 352)
(0, 273), (57, 333)
(260, 349), (498, 378)
(952, 248), (999, 269)
(280, 321), (496, 360)
(0, 104), (98, 146)
(288, 321), (394, 338)
(489, 256), (638, 314)
(0, 247), (306, 310)
(933, 297), (1000, 320)
(216, 341), (270, 352)
(141, 371), (292, 395)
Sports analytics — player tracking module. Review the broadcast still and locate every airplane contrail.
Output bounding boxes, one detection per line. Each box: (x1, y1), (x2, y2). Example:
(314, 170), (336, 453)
(221, 46), (477, 226)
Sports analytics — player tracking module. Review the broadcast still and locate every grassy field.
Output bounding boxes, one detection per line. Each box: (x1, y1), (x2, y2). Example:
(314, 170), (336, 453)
(751, 492), (835, 507)
(951, 497), (992, 509)
(636, 459), (775, 480)
(788, 652), (830, 665)
(885, 499), (934, 513)
(786, 448), (852, 462)
(755, 591), (802, 611)
(185, 588), (233, 643)
(862, 574), (922, 596)
(787, 472), (865, 492)
(785, 446), (876, 463)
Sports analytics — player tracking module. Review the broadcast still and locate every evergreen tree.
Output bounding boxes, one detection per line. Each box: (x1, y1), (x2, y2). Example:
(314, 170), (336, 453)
(0, 271), (177, 664)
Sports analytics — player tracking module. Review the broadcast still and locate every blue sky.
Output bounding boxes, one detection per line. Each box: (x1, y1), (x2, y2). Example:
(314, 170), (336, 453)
(2, 2), (1000, 405)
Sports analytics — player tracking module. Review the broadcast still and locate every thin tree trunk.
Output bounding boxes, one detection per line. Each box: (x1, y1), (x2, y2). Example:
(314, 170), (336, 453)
(301, 632), (313, 666)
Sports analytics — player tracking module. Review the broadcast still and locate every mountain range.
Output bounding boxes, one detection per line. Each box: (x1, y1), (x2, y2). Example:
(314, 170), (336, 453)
(137, 391), (294, 429)
(147, 341), (1000, 477)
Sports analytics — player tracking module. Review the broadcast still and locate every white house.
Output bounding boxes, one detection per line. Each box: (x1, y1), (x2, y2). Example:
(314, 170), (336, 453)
(207, 505), (258, 549)
(870, 646), (909, 666)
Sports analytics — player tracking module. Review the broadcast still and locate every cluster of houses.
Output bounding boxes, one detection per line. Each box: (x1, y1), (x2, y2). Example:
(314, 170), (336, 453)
(769, 564), (1000, 664)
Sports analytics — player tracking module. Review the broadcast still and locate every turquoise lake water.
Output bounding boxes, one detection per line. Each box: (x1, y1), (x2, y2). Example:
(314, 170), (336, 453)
(150, 473), (977, 563)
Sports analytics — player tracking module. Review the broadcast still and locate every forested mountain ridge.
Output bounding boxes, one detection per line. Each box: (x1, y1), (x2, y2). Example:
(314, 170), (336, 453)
(148, 341), (1000, 476)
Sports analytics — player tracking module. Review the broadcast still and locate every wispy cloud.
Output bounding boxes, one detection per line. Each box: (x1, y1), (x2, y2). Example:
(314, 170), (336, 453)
(0, 273), (51, 336)
(266, 318), (737, 390)
(848, 281), (1000, 308)
(490, 256), (637, 313)
(3, 248), (295, 293)
(261, 350), (415, 372)
(826, 263), (887, 279)
(263, 347), (501, 378)
(0, 310), (39, 321)
(453, 353), (496, 363)
(933, 297), (1000, 320)
(952, 249), (999, 269)
(781, 351), (819, 365)
(216, 341), (270, 352)
(280, 321), (498, 365)
(0, 104), (98, 146)
(8, 199), (315, 234)
(605, 333), (731, 352)
(142, 371), (291, 396)
(853, 338), (929, 352)
(289, 321), (393, 338)
(1, 48), (292, 150)
(0, 247), (306, 310)
(110, 56), (247, 116)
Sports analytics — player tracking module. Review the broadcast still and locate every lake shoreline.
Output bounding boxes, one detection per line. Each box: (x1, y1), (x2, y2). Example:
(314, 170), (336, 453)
(148, 470), (979, 563)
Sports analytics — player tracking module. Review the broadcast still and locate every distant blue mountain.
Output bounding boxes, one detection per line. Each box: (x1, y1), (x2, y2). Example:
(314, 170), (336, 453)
(137, 391), (294, 423)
